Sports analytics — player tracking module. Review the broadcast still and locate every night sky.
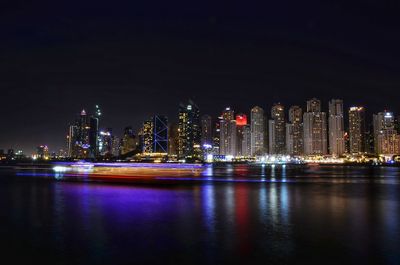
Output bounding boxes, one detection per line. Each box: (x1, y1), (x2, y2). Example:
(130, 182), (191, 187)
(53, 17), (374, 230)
(1, 0), (400, 153)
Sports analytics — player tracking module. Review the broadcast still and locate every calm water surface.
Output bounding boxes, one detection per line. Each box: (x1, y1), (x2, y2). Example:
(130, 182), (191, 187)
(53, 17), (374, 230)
(1, 164), (399, 265)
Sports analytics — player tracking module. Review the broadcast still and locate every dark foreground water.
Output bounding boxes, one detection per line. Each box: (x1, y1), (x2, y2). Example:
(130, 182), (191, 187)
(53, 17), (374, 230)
(1, 164), (400, 265)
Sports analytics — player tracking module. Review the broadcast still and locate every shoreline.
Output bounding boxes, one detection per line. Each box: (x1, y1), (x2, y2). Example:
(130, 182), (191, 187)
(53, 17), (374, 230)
(0, 160), (399, 168)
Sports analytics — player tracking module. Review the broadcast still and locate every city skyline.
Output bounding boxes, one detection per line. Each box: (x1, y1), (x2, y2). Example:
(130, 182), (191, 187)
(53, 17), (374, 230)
(2, 97), (400, 159)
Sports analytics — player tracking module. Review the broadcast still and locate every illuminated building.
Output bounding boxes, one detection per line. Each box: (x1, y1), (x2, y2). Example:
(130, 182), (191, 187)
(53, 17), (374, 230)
(36, 145), (49, 160)
(89, 115), (99, 157)
(235, 114), (247, 156)
(348, 107), (366, 154)
(373, 111), (400, 155)
(178, 100), (201, 160)
(68, 109), (91, 159)
(121, 126), (138, 155)
(286, 106), (303, 155)
(201, 115), (213, 146)
(376, 129), (400, 156)
(396, 115), (400, 134)
(99, 128), (113, 156)
(213, 118), (221, 155)
(344, 131), (350, 154)
(303, 98), (328, 155)
(67, 125), (76, 158)
(143, 119), (153, 153)
(373, 111), (395, 153)
(328, 99), (345, 157)
(168, 123), (179, 157)
(269, 103), (286, 154)
(88, 105), (101, 158)
(251, 106), (265, 156)
(219, 107), (236, 156)
(66, 107), (101, 159)
(153, 115), (169, 153)
(242, 125), (252, 157)
(112, 136), (121, 157)
(143, 115), (169, 154)
(228, 120), (237, 156)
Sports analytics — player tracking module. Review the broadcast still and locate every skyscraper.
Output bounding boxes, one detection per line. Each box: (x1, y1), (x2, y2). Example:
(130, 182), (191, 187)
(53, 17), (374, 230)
(235, 114), (247, 156)
(153, 115), (169, 153)
(376, 129), (400, 156)
(143, 119), (154, 154)
(251, 106), (265, 156)
(67, 124), (76, 158)
(66, 106), (102, 159)
(286, 106), (303, 156)
(142, 115), (169, 154)
(219, 107), (236, 156)
(373, 111), (395, 153)
(213, 119), (221, 155)
(98, 128), (113, 156)
(168, 123), (179, 157)
(328, 99), (345, 157)
(121, 126), (138, 156)
(228, 120), (237, 156)
(88, 105), (101, 158)
(178, 100), (201, 160)
(269, 103), (286, 154)
(112, 136), (121, 157)
(68, 109), (91, 158)
(373, 111), (400, 155)
(201, 115), (213, 146)
(242, 125), (252, 157)
(303, 98), (328, 155)
(348, 107), (366, 154)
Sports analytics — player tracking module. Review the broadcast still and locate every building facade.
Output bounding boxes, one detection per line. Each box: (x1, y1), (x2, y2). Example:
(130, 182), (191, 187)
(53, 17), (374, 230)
(303, 98), (328, 155)
(348, 107), (366, 154)
(286, 106), (303, 156)
(121, 126), (138, 156)
(373, 111), (400, 155)
(242, 125), (252, 157)
(251, 106), (265, 156)
(328, 99), (345, 157)
(201, 115), (213, 147)
(219, 107), (236, 156)
(143, 115), (169, 154)
(235, 114), (247, 156)
(178, 100), (201, 160)
(269, 103), (286, 154)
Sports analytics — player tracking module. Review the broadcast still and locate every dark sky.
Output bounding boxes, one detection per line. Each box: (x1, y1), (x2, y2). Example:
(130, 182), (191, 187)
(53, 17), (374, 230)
(1, 0), (400, 153)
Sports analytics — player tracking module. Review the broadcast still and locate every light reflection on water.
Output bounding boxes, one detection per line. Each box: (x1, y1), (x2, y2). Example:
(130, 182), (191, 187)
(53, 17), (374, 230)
(1, 165), (400, 264)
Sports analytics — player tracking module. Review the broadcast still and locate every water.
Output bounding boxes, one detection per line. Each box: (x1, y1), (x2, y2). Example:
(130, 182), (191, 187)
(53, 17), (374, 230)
(1, 164), (399, 265)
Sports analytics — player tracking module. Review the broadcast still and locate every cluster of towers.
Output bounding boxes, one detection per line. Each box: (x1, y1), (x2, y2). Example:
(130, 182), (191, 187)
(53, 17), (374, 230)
(67, 106), (138, 159)
(66, 99), (400, 161)
(195, 98), (400, 159)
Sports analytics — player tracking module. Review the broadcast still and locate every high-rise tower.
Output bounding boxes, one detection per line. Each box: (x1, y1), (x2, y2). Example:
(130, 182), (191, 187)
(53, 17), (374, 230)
(286, 106), (303, 156)
(328, 99), (345, 157)
(303, 98), (328, 155)
(269, 103), (286, 154)
(348, 107), (366, 154)
(250, 106), (265, 156)
(219, 107), (236, 156)
(178, 100), (201, 160)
